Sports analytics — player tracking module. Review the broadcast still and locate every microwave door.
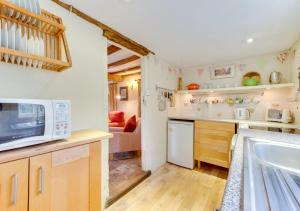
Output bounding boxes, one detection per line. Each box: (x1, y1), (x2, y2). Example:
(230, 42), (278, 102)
(0, 103), (46, 143)
(268, 109), (283, 121)
(0, 101), (54, 147)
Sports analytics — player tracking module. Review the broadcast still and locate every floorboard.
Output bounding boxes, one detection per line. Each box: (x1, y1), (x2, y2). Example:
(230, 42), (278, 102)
(106, 162), (228, 211)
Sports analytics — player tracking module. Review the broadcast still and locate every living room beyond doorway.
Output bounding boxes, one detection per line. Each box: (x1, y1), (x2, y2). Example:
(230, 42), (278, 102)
(106, 43), (150, 207)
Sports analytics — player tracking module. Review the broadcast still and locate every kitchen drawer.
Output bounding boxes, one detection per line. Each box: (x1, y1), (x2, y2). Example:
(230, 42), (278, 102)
(195, 120), (235, 132)
(198, 148), (229, 168)
(196, 128), (233, 152)
(194, 142), (230, 168)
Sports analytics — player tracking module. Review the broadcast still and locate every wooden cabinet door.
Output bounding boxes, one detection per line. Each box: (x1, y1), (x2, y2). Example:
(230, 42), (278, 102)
(51, 145), (90, 211)
(198, 128), (234, 168)
(29, 145), (92, 211)
(194, 120), (235, 168)
(29, 153), (52, 211)
(0, 159), (29, 211)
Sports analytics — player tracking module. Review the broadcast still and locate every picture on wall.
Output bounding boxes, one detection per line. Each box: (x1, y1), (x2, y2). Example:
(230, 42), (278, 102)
(119, 86), (128, 101)
(210, 64), (235, 79)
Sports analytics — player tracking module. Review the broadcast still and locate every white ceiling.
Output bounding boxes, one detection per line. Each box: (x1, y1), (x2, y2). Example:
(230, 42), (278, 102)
(66, 0), (300, 67)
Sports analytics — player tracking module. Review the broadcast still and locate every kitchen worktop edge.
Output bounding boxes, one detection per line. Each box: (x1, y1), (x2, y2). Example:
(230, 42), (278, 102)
(168, 116), (300, 129)
(0, 129), (113, 164)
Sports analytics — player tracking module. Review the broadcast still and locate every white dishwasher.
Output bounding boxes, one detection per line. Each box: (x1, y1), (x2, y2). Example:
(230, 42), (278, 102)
(167, 120), (194, 169)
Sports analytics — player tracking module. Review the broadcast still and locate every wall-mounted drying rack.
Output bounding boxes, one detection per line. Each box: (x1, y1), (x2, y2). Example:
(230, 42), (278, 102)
(0, 0), (72, 72)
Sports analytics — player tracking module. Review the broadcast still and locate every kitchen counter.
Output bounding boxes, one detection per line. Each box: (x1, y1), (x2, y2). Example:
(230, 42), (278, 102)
(0, 129), (113, 164)
(168, 115), (300, 129)
(220, 129), (300, 211)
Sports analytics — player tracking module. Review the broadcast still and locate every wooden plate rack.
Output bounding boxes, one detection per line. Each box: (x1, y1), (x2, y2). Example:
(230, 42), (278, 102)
(0, 0), (72, 71)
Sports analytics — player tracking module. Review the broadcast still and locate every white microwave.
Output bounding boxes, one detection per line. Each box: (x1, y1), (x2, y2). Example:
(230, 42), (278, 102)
(266, 108), (292, 123)
(0, 99), (71, 152)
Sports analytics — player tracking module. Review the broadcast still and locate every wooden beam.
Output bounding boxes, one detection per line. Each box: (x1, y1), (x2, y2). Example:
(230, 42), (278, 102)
(108, 55), (139, 68)
(108, 71), (140, 82)
(103, 30), (150, 56)
(122, 72), (141, 77)
(108, 74), (123, 82)
(51, 0), (154, 56)
(109, 66), (140, 74)
(107, 45), (121, 55)
(118, 70), (141, 76)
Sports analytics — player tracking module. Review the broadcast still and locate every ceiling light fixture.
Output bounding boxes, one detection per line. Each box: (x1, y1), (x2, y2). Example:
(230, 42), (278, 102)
(247, 38), (254, 44)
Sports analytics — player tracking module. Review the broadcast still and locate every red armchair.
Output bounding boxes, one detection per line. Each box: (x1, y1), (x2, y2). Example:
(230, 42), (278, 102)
(109, 111), (125, 127)
(109, 120), (141, 159)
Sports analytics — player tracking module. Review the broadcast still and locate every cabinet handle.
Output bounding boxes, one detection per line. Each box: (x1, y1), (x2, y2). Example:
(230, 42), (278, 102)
(12, 174), (18, 206)
(39, 167), (45, 194)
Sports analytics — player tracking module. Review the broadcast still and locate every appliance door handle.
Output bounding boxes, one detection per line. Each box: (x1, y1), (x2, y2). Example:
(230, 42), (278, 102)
(12, 174), (18, 206)
(39, 167), (45, 194)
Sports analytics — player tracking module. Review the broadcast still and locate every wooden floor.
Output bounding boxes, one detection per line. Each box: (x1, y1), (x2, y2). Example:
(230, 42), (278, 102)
(108, 156), (149, 204)
(106, 162), (228, 211)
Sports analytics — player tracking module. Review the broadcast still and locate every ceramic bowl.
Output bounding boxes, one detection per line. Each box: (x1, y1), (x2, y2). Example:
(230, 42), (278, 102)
(243, 78), (258, 86)
(186, 83), (200, 90)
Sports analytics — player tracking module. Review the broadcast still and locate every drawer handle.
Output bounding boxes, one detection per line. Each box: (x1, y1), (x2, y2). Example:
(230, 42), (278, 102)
(12, 174), (18, 206)
(39, 167), (45, 194)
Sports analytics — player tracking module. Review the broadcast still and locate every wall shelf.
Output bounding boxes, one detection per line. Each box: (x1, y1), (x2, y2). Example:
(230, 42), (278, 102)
(177, 83), (295, 95)
(0, 0), (72, 72)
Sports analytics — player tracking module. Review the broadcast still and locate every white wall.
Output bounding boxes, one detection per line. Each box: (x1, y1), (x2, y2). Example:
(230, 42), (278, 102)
(0, 0), (110, 203)
(183, 51), (292, 88)
(116, 75), (141, 120)
(291, 38), (300, 124)
(291, 39), (300, 91)
(141, 55), (178, 172)
(171, 89), (296, 121)
(169, 51), (298, 122)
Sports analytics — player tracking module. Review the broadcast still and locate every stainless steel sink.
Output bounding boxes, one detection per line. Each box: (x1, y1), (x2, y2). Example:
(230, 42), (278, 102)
(254, 142), (300, 171)
(244, 138), (300, 211)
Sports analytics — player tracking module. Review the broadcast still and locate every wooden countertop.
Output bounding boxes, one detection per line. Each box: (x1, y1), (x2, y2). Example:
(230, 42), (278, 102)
(0, 129), (113, 164)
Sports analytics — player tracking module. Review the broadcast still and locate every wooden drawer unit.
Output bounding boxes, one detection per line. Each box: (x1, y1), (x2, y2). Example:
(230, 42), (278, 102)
(28, 143), (102, 211)
(0, 143), (102, 211)
(194, 120), (235, 168)
(0, 129), (111, 211)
